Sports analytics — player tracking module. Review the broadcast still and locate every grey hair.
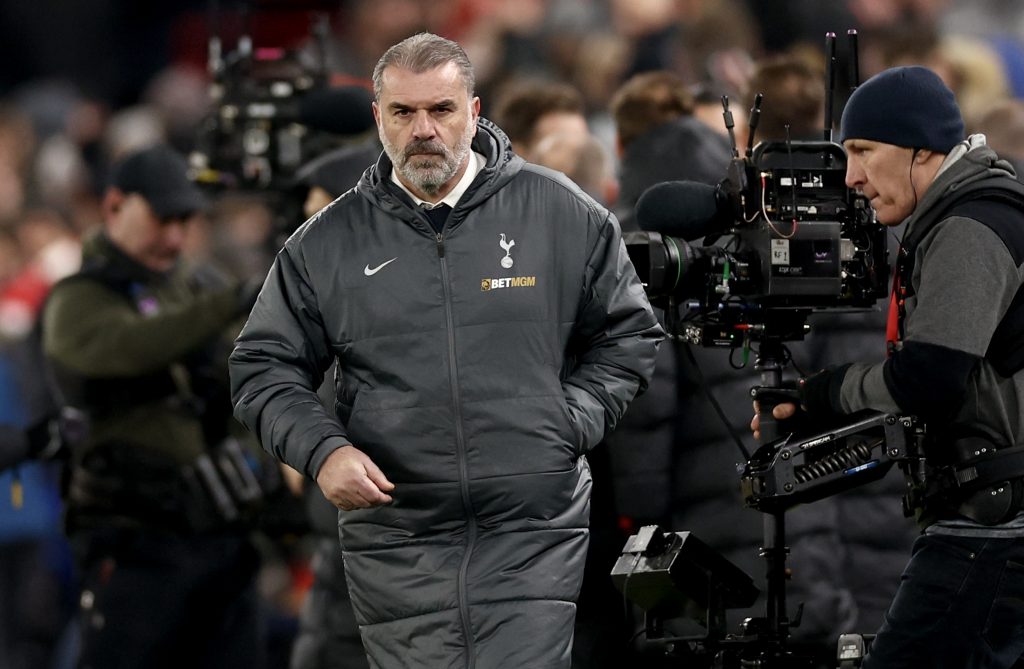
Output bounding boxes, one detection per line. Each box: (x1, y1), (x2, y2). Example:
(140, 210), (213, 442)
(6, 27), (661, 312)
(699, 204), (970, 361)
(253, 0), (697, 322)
(372, 32), (475, 100)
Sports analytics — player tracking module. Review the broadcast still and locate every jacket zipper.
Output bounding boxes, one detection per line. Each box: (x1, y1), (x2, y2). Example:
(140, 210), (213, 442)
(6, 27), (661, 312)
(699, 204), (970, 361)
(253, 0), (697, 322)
(437, 231), (478, 667)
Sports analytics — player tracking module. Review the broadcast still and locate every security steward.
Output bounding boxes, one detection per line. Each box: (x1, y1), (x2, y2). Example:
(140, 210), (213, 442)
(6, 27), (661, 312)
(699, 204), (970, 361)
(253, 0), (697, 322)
(41, 144), (266, 669)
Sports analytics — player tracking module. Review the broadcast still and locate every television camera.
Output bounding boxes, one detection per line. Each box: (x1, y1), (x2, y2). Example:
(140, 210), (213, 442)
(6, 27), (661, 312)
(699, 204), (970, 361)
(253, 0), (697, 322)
(614, 32), (926, 668)
(188, 5), (375, 234)
(624, 120), (889, 353)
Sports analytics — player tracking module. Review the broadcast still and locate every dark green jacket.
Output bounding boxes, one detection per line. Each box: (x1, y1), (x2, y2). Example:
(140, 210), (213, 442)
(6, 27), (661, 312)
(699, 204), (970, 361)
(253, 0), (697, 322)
(42, 232), (244, 526)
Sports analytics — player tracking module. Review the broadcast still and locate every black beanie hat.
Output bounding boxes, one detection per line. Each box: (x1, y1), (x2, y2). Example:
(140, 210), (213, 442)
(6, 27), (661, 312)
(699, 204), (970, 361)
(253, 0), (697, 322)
(839, 66), (964, 153)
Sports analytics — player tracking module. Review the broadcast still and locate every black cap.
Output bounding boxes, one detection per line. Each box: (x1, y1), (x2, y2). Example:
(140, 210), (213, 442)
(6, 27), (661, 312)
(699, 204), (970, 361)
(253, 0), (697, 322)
(294, 142), (381, 196)
(110, 144), (208, 219)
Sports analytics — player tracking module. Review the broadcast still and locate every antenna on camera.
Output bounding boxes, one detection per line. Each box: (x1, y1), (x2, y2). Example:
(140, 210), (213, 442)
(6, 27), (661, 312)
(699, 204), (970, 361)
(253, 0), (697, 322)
(824, 32), (837, 142)
(848, 29), (860, 89)
(722, 95), (740, 159)
(746, 92), (763, 158)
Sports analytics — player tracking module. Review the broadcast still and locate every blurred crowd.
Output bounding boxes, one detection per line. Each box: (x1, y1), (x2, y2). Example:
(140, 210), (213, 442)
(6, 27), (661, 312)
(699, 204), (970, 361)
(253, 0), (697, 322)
(4, 0), (1024, 668)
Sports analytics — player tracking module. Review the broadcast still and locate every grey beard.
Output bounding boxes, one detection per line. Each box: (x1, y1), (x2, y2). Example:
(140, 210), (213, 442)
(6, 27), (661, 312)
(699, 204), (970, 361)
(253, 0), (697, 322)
(384, 127), (474, 197)
(397, 155), (459, 196)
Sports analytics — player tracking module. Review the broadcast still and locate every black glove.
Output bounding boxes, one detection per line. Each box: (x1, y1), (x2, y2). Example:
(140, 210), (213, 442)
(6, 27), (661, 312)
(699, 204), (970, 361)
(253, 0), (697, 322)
(799, 363), (852, 419)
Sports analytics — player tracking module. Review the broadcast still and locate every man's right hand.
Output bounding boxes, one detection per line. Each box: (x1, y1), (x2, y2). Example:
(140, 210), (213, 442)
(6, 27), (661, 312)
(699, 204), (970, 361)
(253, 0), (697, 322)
(315, 445), (395, 510)
(750, 400), (799, 442)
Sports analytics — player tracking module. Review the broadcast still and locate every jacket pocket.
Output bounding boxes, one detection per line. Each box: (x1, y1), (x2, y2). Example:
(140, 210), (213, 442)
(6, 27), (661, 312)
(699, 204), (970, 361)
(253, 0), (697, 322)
(558, 395), (584, 457)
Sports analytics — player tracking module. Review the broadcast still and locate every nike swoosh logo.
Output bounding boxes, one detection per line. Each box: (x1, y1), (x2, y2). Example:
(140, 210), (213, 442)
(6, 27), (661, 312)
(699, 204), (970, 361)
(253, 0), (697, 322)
(364, 258), (398, 276)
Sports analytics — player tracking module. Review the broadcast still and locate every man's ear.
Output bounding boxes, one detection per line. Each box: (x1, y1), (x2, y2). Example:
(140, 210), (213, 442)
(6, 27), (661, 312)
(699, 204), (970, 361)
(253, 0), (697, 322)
(102, 188), (125, 217)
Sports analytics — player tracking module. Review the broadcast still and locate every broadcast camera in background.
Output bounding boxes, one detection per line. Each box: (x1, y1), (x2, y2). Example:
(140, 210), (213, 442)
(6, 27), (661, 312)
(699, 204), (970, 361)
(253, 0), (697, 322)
(189, 8), (376, 235)
(626, 127), (889, 351)
(626, 29), (888, 353)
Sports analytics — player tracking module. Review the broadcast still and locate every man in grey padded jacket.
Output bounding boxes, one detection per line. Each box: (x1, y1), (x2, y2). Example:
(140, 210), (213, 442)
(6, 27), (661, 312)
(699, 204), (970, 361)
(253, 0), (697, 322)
(753, 66), (1024, 668)
(229, 33), (663, 669)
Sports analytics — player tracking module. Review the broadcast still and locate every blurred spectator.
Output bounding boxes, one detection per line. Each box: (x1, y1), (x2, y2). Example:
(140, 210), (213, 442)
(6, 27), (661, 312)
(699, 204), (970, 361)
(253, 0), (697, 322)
(858, 21), (1010, 128)
(932, 34), (1011, 127)
(611, 70), (694, 151)
(203, 194), (278, 284)
(689, 81), (750, 149)
(14, 208), (81, 286)
(0, 107), (35, 223)
(489, 79), (589, 160)
(140, 64), (212, 154)
(610, 70), (733, 228)
(533, 133), (618, 206)
(744, 54), (825, 141)
(319, 0), (463, 80)
(460, 0), (563, 102)
(973, 98), (1024, 178)
(102, 106), (168, 163)
(0, 208), (80, 340)
(487, 77), (618, 203)
(293, 140), (382, 220)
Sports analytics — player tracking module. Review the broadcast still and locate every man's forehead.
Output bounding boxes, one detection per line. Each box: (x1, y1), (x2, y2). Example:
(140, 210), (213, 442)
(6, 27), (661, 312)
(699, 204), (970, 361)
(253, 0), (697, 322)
(844, 138), (883, 151)
(379, 63), (470, 100)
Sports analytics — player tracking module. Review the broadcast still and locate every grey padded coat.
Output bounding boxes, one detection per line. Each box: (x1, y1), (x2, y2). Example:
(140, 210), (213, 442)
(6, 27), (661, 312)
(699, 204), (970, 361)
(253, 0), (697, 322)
(230, 119), (662, 669)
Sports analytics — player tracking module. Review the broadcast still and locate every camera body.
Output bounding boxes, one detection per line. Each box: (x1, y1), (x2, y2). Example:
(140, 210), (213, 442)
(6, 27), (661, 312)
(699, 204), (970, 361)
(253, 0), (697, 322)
(191, 38), (333, 193)
(626, 140), (890, 346)
(187, 19), (375, 239)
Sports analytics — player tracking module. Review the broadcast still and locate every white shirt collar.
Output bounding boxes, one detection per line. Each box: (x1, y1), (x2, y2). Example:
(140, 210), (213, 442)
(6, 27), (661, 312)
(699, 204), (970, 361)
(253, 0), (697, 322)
(390, 151), (485, 209)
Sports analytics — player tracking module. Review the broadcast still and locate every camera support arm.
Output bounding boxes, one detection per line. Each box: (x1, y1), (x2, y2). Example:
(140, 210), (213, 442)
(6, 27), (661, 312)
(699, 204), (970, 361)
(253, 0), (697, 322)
(751, 335), (797, 644)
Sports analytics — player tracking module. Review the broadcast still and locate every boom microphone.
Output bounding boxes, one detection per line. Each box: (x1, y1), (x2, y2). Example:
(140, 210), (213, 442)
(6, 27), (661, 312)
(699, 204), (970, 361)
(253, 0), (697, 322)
(296, 86), (376, 136)
(635, 180), (734, 241)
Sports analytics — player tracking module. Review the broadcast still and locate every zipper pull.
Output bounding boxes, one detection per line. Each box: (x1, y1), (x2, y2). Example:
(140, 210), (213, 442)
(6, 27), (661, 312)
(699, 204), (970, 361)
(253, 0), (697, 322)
(436, 233), (445, 258)
(11, 469), (23, 509)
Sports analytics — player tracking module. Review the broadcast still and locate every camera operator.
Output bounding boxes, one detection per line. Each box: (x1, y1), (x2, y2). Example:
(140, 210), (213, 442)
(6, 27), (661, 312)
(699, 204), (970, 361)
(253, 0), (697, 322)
(41, 144), (266, 669)
(752, 66), (1024, 668)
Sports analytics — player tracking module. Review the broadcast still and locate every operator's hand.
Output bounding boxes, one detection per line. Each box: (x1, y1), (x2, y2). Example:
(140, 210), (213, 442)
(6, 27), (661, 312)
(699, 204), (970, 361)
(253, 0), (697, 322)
(750, 400), (798, 442)
(316, 445), (395, 510)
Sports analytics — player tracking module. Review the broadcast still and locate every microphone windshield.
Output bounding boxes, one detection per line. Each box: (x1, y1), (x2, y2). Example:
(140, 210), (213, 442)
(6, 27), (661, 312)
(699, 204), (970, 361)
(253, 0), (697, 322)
(297, 86), (376, 136)
(635, 180), (731, 241)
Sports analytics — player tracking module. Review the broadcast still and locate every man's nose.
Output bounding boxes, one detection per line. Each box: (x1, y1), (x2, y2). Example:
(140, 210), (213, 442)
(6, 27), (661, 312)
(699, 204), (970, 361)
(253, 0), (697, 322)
(845, 160), (864, 189)
(162, 219), (189, 249)
(411, 110), (436, 138)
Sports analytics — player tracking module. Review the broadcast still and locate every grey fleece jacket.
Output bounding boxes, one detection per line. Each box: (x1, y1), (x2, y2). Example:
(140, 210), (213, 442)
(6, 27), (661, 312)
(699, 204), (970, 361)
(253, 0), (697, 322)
(840, 138), (1024, 435)
(838, 136), (1024, 534)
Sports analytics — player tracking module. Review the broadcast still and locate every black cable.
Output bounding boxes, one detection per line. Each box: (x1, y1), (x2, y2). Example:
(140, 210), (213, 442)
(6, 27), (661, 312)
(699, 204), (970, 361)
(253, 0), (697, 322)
(908, 147), (920, 213)
(683, 343), (751, 460)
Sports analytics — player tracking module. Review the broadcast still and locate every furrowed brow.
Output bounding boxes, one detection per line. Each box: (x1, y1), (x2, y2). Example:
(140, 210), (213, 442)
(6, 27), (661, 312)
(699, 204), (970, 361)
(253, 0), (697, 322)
(387, 99), (458, 113)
